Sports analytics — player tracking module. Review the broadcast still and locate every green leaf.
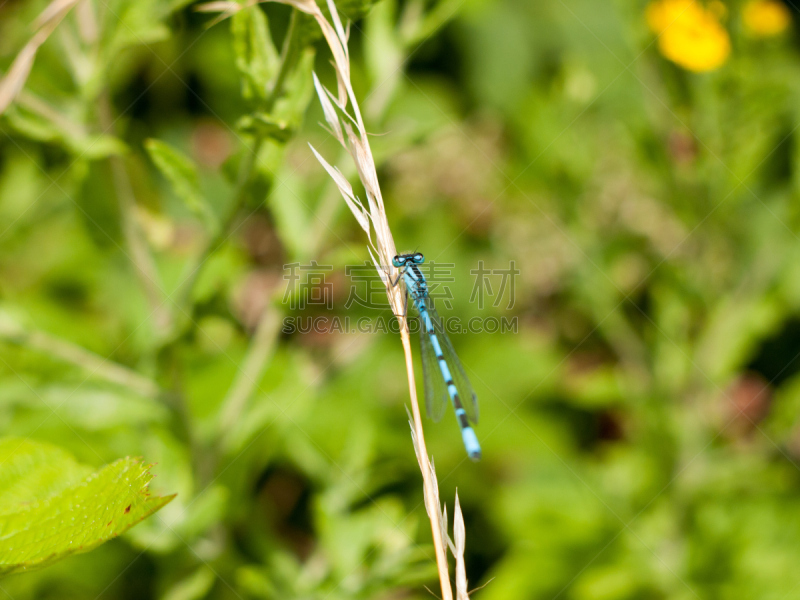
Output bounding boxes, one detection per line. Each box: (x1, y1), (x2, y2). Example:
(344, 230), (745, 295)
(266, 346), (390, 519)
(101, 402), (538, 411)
(162, 566), (216, 600)
(236, 113), (294, 143)
(76, 160), (124, 247)
(75, 135), (129, 160)
(0, 440), (90, 509)
(231, 6), (280, 101)
(4, 107), (60, 144)
(103, 0), (172, 60)
(0, 437), (175, 575)
(4, 106), (127, 159)
(696, 294), (785, 381)
(273, 47), (317, 126)
(145, 139), (216, 230)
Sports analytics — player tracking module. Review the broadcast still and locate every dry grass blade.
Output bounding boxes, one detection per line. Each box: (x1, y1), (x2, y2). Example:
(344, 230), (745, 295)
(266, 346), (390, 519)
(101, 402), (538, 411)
(0, 34), (45, 115)
(0, 0), (80, 115)
(308, 143), (371, 234)
(194, 0), (242, 11)
(33, 0), (81, 29)
(194, 0), (259, 27)
(75, 0), (98, 44)
(454, 492), (469, 600)
(254, 0), (472, 597)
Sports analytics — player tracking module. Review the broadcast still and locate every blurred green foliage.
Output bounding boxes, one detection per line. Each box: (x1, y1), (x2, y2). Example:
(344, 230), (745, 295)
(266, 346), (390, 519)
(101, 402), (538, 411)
(2, 0), (800, 598)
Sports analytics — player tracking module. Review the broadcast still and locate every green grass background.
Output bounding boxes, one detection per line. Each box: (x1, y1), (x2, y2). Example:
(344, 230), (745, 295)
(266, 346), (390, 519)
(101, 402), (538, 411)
(3, 0), (800, 598)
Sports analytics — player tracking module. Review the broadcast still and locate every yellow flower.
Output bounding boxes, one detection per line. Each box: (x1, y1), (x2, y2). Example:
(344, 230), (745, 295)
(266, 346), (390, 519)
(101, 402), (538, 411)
(743, 0), (791, 37)
(647, 0), (731, 72)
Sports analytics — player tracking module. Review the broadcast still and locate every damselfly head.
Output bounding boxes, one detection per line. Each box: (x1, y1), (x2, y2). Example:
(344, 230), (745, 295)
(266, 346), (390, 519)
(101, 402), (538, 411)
(393, 252), (425, 267)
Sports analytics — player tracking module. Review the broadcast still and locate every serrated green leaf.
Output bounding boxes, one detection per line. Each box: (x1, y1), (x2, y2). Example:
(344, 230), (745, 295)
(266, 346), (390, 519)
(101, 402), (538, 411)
(0, 439), (91, 510)
(0, 437), (175, 575)
(231, 6), (280, 101)
(145, 139), (216, 230)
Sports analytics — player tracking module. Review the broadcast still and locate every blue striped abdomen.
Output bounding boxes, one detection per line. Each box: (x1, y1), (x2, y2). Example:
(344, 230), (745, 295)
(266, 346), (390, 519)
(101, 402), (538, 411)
(414, 294), (482, 461)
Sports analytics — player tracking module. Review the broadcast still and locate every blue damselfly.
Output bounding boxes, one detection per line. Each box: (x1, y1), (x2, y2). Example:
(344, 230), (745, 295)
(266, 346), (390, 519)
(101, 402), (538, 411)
(392, 252), (481, 461)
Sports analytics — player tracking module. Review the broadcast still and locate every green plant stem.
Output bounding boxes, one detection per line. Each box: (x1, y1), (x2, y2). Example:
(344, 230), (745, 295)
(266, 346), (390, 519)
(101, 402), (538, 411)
(218, 304), (282, 442)
(111, 157), (172, 330)
(0, 324), (161, 399)
(174, 10), (302, 312)
(265, 8), (300, 112)
(98, 95), (172, 334)
(18, 90), (85, 140)
(172, 135), (265, 313)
